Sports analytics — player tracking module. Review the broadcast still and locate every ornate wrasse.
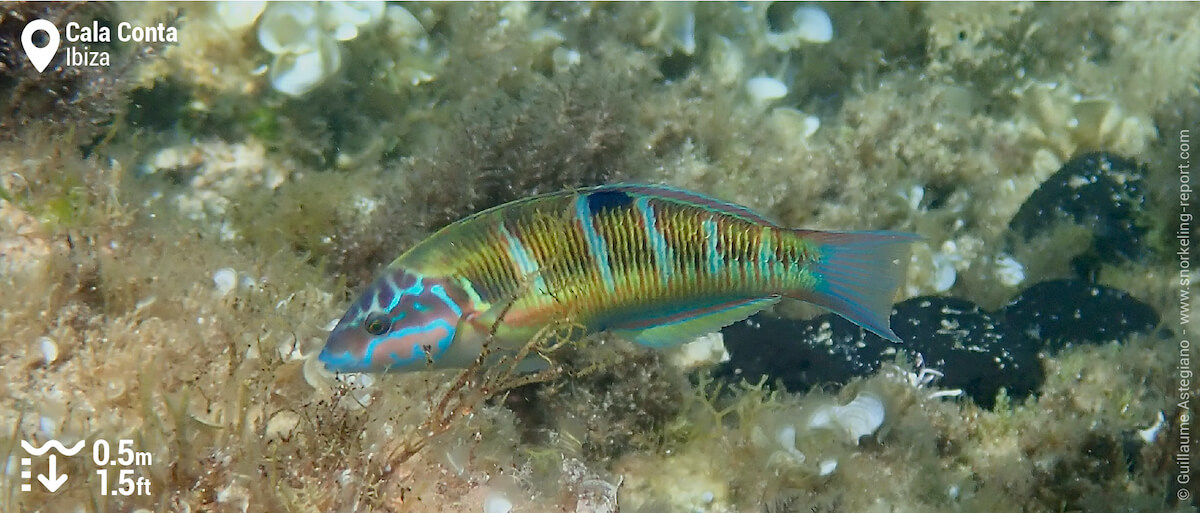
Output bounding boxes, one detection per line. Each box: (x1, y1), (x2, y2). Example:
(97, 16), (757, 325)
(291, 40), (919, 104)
(319, 184), (916, 373)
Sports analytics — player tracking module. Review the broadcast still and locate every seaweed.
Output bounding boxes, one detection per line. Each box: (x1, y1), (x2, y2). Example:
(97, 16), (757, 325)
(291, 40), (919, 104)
(331, 52), (658, 288)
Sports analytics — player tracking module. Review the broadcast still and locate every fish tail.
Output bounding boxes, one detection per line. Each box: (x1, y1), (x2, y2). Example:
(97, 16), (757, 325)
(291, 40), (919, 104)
(791, 230), (918, 342)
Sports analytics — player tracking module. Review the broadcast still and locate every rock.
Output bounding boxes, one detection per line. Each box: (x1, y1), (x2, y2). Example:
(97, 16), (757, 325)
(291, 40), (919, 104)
(1002, 279), (1161, 351)
(891, 296), (1039, 408)
(717, 311), (888, 392)
(1008, 152), (1149, 277)
(720, 295), (1043, 409)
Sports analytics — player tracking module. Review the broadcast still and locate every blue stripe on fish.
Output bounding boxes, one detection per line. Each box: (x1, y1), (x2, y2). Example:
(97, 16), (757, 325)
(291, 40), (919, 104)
(429, 284), (463, 317)
(758, 227), (773, 278)
(575, 195), (617, 292)
(384, 275), (424, 312)
(377, 319), (456, 366)
(322, 319), (455, 370)
(635, 197), (672, 284)
(703, 217), (721, 274)
(498, 222), (548, 293)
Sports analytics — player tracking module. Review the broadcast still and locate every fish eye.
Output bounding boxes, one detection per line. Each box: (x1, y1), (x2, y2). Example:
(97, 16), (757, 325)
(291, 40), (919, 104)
(363, 314), (391, 336)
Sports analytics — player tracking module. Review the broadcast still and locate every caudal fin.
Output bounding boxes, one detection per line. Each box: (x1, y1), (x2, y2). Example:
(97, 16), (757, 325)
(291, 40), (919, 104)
(792, 230), (918, 342)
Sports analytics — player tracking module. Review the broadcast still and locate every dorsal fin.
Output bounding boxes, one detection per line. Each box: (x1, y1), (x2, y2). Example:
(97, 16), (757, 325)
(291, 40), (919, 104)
(595, 184), (780, 226)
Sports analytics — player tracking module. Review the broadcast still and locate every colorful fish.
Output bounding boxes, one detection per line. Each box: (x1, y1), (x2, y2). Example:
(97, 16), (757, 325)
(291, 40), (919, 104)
(320, 184), (916, 373)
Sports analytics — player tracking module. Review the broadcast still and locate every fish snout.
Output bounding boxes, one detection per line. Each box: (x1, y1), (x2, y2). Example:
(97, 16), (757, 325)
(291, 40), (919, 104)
(319, 326), (372, 372)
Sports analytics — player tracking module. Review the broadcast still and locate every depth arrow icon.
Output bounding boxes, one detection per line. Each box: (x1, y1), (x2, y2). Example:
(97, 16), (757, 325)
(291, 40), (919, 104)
(37, 454), (68, 492)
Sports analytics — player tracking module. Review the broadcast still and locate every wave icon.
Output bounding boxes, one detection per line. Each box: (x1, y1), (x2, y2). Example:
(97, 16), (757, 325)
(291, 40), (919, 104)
(21, 440), (86, 456)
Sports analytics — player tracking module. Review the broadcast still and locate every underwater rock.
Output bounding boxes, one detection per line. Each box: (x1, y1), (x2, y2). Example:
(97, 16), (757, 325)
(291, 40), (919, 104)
(890, 296), (1039, 409)
(1002, 279), (1160, 352)
(1008, 152), (1149, 276)
(721, 296), (1040, 409)
(717, 311), (888, 393)
(720, 274), (1163, 409)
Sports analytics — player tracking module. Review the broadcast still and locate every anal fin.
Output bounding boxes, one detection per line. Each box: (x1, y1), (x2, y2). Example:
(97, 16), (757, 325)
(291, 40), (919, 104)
(610, 297), (779, 348)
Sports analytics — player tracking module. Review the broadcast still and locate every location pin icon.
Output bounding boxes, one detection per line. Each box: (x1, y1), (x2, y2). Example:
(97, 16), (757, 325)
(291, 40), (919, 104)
(22, 19), (60, 73)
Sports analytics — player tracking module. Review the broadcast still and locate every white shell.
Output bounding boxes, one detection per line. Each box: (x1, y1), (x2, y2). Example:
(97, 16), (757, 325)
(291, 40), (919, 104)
(269, 33), (342, 97)
(216, 1), (266, 31)
(647, 3), (696, 56)
(792, 6), (833, 44)
(257, 3), (320, 55)
(482, 492), (514, 513)
(1138, 411), (1165, 443)
(776, 424), (797, 452)
(775, 424), (805, 462)
(38, 336), (58, 366)
(931, 253), (957, 292)
(994, 254), (1026, 287)
(386, 5), (425, 40)
(800, 114), (821, 138)
(213, 268), (237, 296)
(671, 332), (730, 369)
(765, 5), (833, 50)
(819, 459), (838, 476)
(770, 108), (820, 139)
(931, 241), (963, 293)
(747, 76), (788, 103)
(302, 350), (334, 392)
(322, 1), (385, 41)
(807, 392), (885, 444)
(675, 9), (696, 55)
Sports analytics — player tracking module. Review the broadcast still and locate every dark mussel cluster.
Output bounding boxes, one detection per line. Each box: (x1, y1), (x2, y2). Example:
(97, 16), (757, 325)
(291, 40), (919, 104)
(719, 152), (1163, 409)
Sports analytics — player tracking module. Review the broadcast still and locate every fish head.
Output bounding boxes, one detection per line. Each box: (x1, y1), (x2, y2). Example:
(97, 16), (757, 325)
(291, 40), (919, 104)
(320, 268), (473, 372)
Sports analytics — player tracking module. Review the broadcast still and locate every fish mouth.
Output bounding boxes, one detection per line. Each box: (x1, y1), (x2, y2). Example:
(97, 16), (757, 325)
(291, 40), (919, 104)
(318, 345), (359, 372)
(318, 329), (372, 372)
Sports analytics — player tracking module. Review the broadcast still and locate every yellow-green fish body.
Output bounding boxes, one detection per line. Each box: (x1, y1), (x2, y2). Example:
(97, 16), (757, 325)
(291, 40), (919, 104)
(320, 184), (915, 372)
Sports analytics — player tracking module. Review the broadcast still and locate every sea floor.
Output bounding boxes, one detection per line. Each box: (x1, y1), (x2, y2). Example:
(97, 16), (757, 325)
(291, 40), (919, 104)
(0, 2), (1195, 512)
